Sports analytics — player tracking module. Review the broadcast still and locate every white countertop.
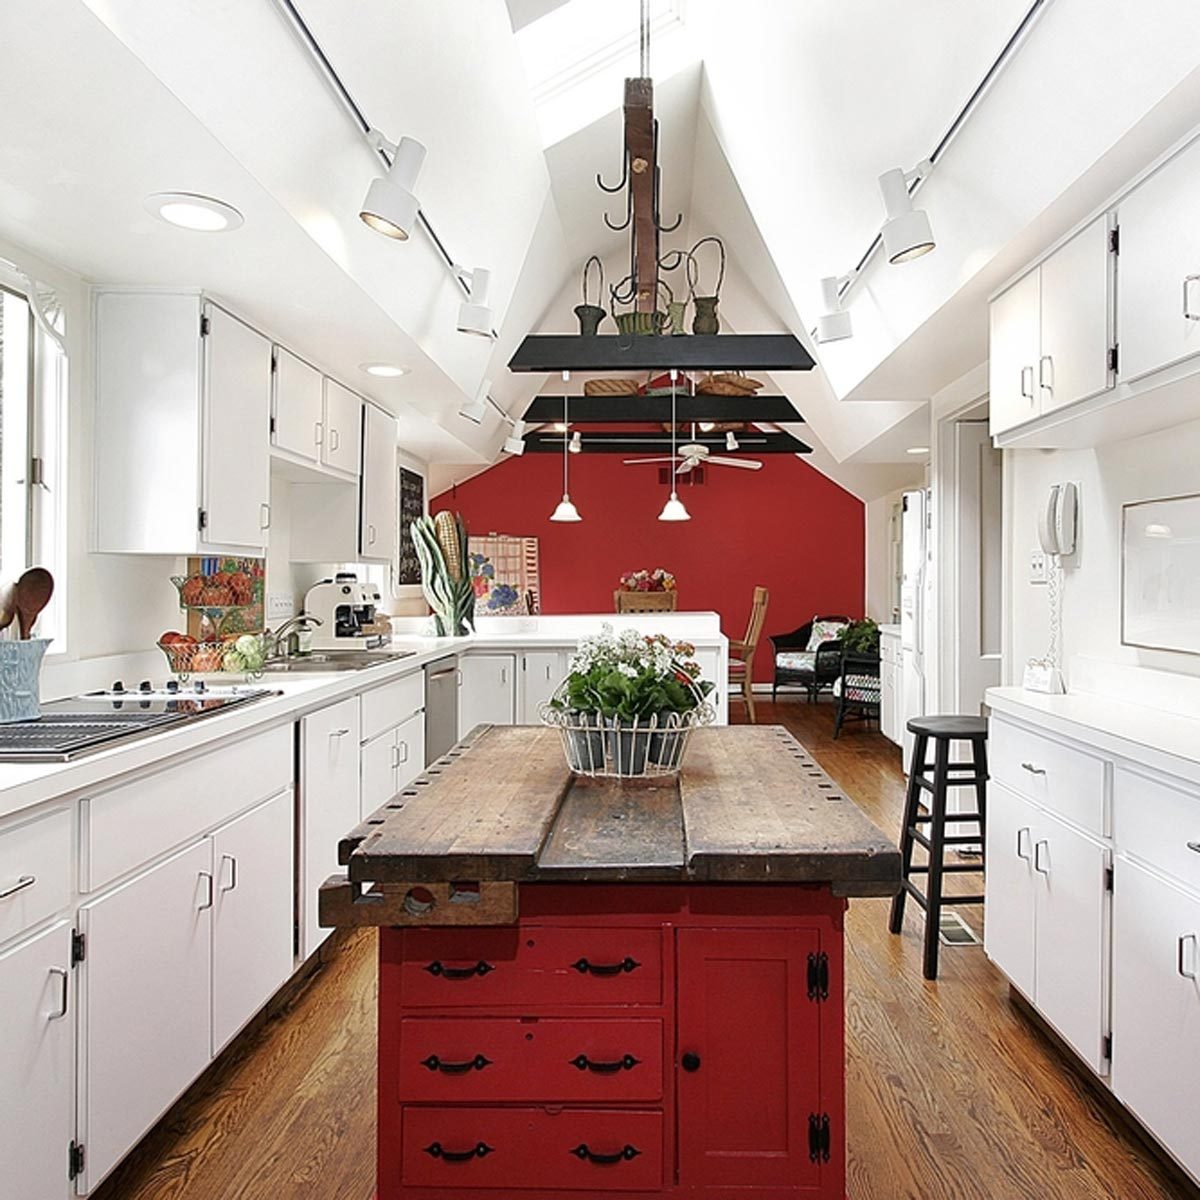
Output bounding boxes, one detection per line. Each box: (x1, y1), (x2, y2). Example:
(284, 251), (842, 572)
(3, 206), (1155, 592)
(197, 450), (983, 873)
(987, 685), (1200, 784)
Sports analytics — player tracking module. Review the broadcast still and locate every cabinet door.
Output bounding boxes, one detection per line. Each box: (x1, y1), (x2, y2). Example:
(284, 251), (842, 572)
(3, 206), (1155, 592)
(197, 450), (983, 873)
(202, 304), (272, 549)
(360, 402), (397, 560)
(301, 698), (361, 960)
(1039, 217), (1113, 413)
(988, 270), (1041, 436)
(676, 928), (824, 1192)
(360, 729), (398, 820)
(79, 839), (213, 1191)
(211, 790), (295, 1054)
(1112, 858), (1200, 1182)
(272, 346), (323, 462)
(983, 781), (1037, 998)
(459, 654), (516, 732)
(520, 651), (564, 723)
(322, 378), (362, 476)
(0, 921), (73, 1200)
(395, 711), (425, 791)
(1119, 137), (1200, 382)
(1031, 811), (1110, 1074)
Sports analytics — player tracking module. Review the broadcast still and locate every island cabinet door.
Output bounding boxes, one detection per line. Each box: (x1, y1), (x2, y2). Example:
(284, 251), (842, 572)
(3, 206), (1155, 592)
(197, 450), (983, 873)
(676, 928), (826, 1193)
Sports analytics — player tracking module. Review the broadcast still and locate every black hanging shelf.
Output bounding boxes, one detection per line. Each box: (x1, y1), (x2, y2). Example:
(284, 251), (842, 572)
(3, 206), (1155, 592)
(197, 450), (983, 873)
(521, 393), (804, 424)
(507, 334), (815, 374)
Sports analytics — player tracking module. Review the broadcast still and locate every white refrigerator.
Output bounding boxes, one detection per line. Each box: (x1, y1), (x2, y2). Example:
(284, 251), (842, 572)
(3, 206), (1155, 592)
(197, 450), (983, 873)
(899, 488), (929, 771)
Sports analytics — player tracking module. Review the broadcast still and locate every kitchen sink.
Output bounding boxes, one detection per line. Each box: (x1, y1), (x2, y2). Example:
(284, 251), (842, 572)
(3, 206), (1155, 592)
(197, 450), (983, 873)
(261, 650), (417, 673)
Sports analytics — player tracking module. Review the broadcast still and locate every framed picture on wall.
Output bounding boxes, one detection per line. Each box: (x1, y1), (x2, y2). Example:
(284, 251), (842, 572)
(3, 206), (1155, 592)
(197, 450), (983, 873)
(397, 468), (425, 587)
(1121, 492), (1200, 656)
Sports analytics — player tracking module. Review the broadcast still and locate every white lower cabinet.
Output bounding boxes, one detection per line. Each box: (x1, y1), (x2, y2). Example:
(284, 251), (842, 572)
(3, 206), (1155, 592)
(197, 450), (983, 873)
(79, 839), (213, 1192)
(211, 790), (294, 1054)
(984, 780), (1110, 1074)
(361, 712), (425, 818)
(1112, 857), (1200, 1183)
(0, 920), (73, 1200)
(300, 697), (361, 960)
(519, 650), (567, 723)
(458, 653), (516, 732)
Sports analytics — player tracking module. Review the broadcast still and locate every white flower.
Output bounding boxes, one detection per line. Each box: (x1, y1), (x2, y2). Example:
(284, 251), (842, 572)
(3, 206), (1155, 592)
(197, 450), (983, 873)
(616, 662), (638, 678)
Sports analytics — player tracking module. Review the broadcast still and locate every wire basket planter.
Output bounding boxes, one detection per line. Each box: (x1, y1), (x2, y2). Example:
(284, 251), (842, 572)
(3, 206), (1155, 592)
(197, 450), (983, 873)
(540, 680), (714, 779)
(157, 634), (267, 681)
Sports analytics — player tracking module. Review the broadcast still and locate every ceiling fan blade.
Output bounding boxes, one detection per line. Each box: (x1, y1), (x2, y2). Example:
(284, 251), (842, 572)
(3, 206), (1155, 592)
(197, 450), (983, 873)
(622, 457), (680, 465)
(707, 457), (763, 470)
(675, 459), (698, 475)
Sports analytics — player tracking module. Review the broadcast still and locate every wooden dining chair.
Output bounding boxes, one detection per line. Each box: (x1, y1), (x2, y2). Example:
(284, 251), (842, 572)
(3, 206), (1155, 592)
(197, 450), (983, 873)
(728, 586), (769, 723)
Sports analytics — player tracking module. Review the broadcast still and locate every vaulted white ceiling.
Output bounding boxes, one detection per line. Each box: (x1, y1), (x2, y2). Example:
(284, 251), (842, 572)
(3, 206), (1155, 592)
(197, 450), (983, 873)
(3, 0), (1200, 498)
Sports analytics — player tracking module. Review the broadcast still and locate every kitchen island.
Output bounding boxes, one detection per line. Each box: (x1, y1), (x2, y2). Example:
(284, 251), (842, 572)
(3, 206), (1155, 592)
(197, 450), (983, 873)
(321, 724), (899, 1200)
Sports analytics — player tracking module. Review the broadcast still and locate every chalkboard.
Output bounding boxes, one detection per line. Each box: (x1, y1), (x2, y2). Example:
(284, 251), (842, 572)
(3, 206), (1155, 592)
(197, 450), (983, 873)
(398, 468), (425, 586)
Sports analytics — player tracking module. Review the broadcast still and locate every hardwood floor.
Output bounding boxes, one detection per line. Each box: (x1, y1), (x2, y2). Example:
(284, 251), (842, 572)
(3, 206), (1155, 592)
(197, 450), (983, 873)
(95, 700), (1197, 1200)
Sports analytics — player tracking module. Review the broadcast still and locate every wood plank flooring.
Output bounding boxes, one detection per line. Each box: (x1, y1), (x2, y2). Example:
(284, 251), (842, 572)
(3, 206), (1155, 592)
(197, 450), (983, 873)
(95, 700), (1198, 1200)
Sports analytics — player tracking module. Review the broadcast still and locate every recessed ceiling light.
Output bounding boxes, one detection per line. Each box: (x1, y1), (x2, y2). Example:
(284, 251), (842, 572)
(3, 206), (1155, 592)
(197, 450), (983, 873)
(360, 362), (410, 378)
(145, 192), (244, 232)
(906, 446), (930, 455)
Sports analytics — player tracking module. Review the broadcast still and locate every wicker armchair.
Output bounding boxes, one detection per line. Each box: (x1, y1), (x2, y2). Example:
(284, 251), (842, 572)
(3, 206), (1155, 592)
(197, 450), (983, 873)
(833, 647), (882, 738)
(769, 615), (850, 702)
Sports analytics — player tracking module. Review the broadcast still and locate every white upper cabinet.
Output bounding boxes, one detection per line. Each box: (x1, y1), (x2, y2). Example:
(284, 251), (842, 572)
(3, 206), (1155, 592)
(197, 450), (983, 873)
(271, 346), (324, 464)
(988, 270), (1041, 436)
(360, 402), (398, 561)
(94, 291), (271, 555)
(322, 379), (363, 477)
(1118, 135), (1200, 383)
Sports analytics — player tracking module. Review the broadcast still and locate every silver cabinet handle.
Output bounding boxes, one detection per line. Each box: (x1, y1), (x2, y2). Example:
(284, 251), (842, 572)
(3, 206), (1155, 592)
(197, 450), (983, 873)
(1183, 274), (1200, 321)
(1021, 762), (1046, 776)
(330, 428), (340, 452)
(1178, 933), (1198, 980)
(1016, 827), (1032, 862)
(1038, 354), (1053, 394)
(331, 727), (352, 738)
(219, 853), (238, 893)
(197, 871), (214, 910)
(398, 739), (409, 764)
(1033, 840), (1050, 876)
(48, 967), (69, 1021)
(500, 667), (507, 684)
(390, 743), (400, 770)
(48, 966), (69, 1020)
(314, 420), (324, 446)
(0, 874), (36, 899)
(1020, 365), (1034, 401)
(1187, 841), (1200, 855)
(367, 523), (377, 545)
(260, 502), (271, 530)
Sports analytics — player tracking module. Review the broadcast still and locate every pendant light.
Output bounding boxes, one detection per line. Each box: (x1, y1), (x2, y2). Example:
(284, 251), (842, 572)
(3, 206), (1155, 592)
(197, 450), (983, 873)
(550, 395), (581, 522)
(658, 370), (690, 522)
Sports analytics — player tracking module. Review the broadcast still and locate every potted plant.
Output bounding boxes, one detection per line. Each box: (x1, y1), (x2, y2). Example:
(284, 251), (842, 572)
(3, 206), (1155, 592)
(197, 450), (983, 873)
(837, 618), (881, 657)
(550, 625), (713, 775)
(614, 568), (678, 613)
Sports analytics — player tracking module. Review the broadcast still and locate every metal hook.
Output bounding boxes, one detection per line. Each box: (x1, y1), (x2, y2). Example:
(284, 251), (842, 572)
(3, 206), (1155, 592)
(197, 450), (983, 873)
(596, 153), (629, 195)
(604, 188), (633, 232)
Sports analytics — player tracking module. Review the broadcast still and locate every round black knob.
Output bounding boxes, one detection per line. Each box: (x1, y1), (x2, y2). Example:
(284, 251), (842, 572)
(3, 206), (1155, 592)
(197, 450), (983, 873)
(681, 1052), (701, 1072)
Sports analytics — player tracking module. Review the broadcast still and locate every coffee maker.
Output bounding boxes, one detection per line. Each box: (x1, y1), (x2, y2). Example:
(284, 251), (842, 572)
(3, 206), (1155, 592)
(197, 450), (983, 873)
(303, 573), (388, 650)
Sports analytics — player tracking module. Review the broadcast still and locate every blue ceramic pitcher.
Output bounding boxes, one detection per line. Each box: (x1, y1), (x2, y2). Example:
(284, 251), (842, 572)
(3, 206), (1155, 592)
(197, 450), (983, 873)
(0, 638), (51, 723)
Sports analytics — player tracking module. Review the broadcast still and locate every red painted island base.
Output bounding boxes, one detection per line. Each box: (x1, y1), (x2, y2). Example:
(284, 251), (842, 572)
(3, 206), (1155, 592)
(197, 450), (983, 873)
(376, 884), (847, 1200)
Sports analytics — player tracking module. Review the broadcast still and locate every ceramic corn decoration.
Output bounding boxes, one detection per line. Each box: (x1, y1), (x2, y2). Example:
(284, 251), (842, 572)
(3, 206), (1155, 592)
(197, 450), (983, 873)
(413, 511), (475, 636)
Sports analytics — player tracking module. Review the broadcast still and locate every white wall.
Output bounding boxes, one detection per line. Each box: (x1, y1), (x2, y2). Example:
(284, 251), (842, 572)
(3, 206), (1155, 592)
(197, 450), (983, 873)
(1006, 414), (1200, 692)
(865, 488), (903, 625)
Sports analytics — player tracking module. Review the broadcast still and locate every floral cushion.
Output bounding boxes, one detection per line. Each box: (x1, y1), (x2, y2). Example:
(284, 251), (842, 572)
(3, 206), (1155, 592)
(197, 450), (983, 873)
(807, 618), (848, 651)
(775, 650), (816, 673)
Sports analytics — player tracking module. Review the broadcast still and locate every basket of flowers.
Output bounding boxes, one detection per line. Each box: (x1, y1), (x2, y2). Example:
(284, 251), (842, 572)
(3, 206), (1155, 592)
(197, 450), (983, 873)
(540, 624), (714, 778)
(614, 568), (678, 613)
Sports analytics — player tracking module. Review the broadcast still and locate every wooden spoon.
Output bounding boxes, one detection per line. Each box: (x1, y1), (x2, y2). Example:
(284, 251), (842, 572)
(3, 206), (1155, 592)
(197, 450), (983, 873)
(0, 580), (15, 637)
(15, 568), (54, 639)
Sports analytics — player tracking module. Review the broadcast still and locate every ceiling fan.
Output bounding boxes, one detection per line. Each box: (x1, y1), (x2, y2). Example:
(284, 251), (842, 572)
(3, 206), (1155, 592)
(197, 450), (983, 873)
(623, 437), (763, 474)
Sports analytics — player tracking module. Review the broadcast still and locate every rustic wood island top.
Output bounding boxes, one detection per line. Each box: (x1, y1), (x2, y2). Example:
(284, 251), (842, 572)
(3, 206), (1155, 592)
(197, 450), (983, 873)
(335, 725), (899, 898)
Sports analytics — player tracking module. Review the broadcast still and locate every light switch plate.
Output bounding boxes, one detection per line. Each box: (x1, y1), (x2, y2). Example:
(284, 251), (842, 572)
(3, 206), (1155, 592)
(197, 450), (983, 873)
(1029, 549), (1048, 585)
(267, 591), (295, 622)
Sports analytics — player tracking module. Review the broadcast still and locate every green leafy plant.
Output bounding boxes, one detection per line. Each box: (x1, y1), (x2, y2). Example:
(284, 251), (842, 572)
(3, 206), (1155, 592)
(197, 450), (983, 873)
(837, 618), (880, 656)
(412, 511), (475, 636)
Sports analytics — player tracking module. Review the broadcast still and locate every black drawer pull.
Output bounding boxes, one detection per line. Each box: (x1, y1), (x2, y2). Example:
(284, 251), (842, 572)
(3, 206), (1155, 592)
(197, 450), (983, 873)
(421, 1054), (492, 1075)
(423, 960), (495, 979)
(424, 1141), (493, 1162)
(569, 1053), (640, 1074)
(570, 1143), (642, 1165)
(1187, 841), (1200, 854)
(571, 956), (641, 977)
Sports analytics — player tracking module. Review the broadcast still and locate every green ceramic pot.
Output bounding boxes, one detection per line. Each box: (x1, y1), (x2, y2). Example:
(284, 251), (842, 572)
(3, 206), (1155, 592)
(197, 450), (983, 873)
(616, 311), (666, 337)
(692, 296), (720, 335)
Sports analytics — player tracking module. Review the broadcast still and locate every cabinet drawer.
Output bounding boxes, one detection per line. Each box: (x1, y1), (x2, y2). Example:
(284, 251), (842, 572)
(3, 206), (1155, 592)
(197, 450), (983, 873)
(1114, 766), (1200, 892)
(362, 672), (425, 744)
(399, 1018), (663, 1103)
(400, 1107), (663, 1191)
(989, 717), (1107, 835)
(82, 725), (292, 892)
(399, 926), (663, 1008)
(0, 806), (71, 946)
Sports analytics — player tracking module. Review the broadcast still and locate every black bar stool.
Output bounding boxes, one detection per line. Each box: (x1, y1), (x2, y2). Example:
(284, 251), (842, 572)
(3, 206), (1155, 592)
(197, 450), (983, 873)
(888, 714), (988, 980)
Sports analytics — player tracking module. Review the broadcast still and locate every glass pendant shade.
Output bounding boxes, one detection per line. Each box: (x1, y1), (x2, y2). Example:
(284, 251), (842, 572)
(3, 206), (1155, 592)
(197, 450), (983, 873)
(551, 494), (581, 522)
(658, 491), (690, 522)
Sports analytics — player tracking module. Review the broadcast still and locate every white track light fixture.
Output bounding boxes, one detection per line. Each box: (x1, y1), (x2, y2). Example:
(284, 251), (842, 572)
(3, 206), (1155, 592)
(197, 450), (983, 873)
(725, 430), (740, 452)
(658, 371), (691, 522)
(550, 396), (581, 522)
(816, 275), (853, 343)
(878, 163), (935, 263)
(456, 267), (495, 338)
(459, 378), (490, 424)
(502, 419), (527, 456)
(569, 431), (582, 454)
(360, 133), (426, 240)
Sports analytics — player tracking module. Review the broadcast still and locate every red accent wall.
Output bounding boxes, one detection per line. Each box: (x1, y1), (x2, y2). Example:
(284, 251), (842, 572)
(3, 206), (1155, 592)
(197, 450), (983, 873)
(433, 453), (864, 682)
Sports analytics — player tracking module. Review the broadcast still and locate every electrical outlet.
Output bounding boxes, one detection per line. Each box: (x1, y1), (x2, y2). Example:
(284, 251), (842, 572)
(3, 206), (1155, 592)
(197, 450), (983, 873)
(266, 591), (295, 622)
(1029, 549), (1049, 585)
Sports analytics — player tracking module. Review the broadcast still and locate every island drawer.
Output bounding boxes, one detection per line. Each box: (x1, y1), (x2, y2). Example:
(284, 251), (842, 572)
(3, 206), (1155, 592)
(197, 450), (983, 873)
(1114, 766), (1200, 892)
(361, 672), (425, 744)
(398, 926), (664, 1008)
(400, 1106), (663, 1191)
(989, 716), (1107, 836)
(398, 1017), (663, 1103)
(0, 805), (71, 946)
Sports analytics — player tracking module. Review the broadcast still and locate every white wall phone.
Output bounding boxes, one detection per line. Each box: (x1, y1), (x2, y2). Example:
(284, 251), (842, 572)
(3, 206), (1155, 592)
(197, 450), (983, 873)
(1038, 481), (1078, 557)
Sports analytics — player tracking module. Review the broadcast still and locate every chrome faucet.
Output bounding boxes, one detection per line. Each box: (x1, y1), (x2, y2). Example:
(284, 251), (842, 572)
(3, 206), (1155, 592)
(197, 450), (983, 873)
(266, 613), (323, 659)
